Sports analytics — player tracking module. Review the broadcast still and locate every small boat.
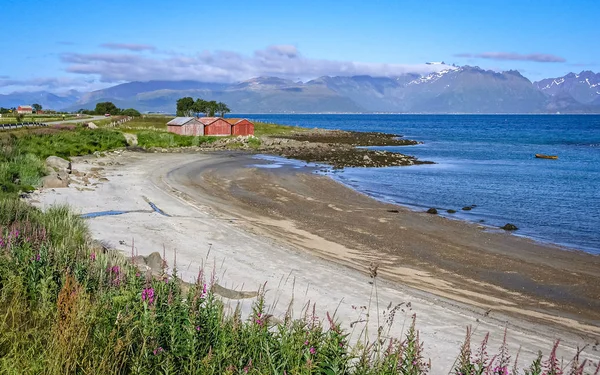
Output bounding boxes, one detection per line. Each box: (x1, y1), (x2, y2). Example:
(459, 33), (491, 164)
(535, 154), (558, 160)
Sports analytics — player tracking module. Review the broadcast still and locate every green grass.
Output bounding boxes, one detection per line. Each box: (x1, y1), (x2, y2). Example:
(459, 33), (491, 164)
(0, 126), (127, 195)
(134, 130), (217, 148)
(254, 121), (306, 137)
(121, 115), (173, 130)
(14, 128), (127, 159)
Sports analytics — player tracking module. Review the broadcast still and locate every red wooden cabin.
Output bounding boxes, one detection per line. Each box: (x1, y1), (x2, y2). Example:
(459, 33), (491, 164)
(226, 118), (255, 136)
(199, 117), (232, 136)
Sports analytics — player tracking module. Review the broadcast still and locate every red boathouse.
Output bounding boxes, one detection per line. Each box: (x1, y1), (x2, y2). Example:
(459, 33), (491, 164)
(227, 118), (255, 136)
(199, 117), (232, 136)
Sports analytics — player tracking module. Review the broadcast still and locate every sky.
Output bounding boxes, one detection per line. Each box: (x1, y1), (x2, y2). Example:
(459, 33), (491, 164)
(1, 0), (599, 94)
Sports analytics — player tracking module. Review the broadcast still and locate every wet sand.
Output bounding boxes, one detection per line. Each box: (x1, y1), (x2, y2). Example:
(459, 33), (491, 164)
(166, 153), (600, 334)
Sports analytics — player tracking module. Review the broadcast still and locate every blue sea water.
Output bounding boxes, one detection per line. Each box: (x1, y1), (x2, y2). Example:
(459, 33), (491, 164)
(241, 114), (600, 254)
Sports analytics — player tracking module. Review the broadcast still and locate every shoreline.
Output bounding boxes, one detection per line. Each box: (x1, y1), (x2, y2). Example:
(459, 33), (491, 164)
(27, 151), (600, 372)
(324, 165), (598, 255)
(255, 153), (598, 255)
(176, 154), (600, 325)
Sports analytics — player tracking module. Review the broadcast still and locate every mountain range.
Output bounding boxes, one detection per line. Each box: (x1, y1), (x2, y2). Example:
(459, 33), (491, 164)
(2, 66), (600, 114)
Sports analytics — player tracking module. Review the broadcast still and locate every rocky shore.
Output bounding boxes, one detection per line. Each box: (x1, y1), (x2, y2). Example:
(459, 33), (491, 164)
(145, 129), (431, 168)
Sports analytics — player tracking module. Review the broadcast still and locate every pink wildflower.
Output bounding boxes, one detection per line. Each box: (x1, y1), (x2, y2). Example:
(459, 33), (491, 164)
(142, 288), (155, 304)
(90, 252), (96, 261)
(309, 347), (316, 355)
(152, 347), (164, 356)
(304, 340), (309, 346)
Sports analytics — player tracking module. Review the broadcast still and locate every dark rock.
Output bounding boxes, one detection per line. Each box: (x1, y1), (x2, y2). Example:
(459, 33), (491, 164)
(447, 209), (457, 214)
(426, 208), (438, 214)
(387, 209), (399, 213)
(501, 223), (518, 231)
(462, 206), (472, 211)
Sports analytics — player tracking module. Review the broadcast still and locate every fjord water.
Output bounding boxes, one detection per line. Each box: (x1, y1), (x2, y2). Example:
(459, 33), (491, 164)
(245, 114), (600, 254)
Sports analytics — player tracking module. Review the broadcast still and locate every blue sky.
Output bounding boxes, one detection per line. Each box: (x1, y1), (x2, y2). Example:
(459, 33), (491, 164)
(1, 0), (598, 93)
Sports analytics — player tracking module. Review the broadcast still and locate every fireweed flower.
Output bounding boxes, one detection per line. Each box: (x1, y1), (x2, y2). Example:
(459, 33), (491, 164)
(200, 283), (208, 298)
(254, 313), (264, 326)
(309, 347), (316, 355)
(142, 288), (155, 304)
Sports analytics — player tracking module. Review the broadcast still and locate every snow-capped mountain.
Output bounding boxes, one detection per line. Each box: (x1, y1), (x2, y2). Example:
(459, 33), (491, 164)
(2, 68), (600, 113)
(534, 71), (600, 107)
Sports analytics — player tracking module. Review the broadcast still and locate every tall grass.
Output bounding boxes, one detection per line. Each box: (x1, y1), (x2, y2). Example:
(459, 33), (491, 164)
(0, 200), (597, 374)
(134, 130), (217, 148)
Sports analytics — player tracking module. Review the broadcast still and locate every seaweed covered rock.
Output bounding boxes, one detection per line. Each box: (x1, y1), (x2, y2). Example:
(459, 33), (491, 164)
(501, 223), (519, 231)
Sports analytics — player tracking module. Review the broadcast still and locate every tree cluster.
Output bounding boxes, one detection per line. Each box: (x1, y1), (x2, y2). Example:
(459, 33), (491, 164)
(78, 102), (141, 117)
(176, 97), (230, 117)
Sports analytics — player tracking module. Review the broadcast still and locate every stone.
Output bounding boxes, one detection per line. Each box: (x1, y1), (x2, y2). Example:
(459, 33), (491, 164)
(45, 156), (71, 173)
(41, 174), (69, 188)
(426, 207), (438, 214)
(501, 223), (518, 231)
(86, 122), (98, 129)
(124, 132), (138, 146)
(447, 209), (457, 214)
(462, 206), (472, 211)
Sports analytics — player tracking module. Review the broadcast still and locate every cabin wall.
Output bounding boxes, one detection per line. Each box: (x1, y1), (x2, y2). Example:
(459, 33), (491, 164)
(181, 122), (205, 136)
(231, 120), (255, 136)
(204, 118), (232, 136)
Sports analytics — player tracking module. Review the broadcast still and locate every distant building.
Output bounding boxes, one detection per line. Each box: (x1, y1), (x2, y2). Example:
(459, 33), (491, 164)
(226, 118), (255, 136)
(199, 117), (232, 136)
(166, 117), (255, 136)
(166, 117), (205, 136)
(17, 105), (33, 114)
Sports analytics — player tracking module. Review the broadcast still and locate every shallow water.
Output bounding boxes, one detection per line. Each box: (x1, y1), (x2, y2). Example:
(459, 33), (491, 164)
(242, 114), (600, 254)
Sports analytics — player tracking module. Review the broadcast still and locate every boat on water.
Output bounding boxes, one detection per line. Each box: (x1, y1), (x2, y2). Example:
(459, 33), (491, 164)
(535, 154), (558, 160)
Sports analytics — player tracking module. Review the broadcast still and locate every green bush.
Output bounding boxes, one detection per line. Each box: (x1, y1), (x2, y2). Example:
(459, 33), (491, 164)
(135, 130), (217, 148)
(16, 128), (127, 159)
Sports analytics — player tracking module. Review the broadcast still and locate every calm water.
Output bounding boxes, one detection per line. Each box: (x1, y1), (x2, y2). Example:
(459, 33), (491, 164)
(241, 114), (600, 254)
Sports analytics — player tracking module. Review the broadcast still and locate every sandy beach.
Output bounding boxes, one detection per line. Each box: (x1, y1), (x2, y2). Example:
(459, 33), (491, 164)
(28, 150), (600, 373)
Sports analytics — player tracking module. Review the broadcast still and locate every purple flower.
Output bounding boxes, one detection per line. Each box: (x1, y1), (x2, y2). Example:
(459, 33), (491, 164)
(153, 347), (164, 356)
(142, 288), (155, 304)
(309, 346), (316, 355)
(304, 340), (309, 346)
(89, 252), (96, 261)
(196, 326), (201, 331)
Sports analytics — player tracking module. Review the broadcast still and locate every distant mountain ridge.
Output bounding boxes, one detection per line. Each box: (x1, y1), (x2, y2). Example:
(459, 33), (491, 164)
(2, 66), (599, 113)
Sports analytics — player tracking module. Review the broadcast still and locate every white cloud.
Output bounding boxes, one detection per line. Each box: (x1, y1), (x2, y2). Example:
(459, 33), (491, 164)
(59, 45), (450, 84)
(455, 52), (565, 63)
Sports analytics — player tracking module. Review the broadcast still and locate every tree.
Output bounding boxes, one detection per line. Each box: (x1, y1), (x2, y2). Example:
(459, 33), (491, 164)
(32, 103), (42, 113)
(206, 100), (218, 117)
(121, 108), (141, 117)
(216, 102), (230, 117)
(193, 99), (207, 117)
(95, 102), (120, 115)
(176, 97), (195, 117)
